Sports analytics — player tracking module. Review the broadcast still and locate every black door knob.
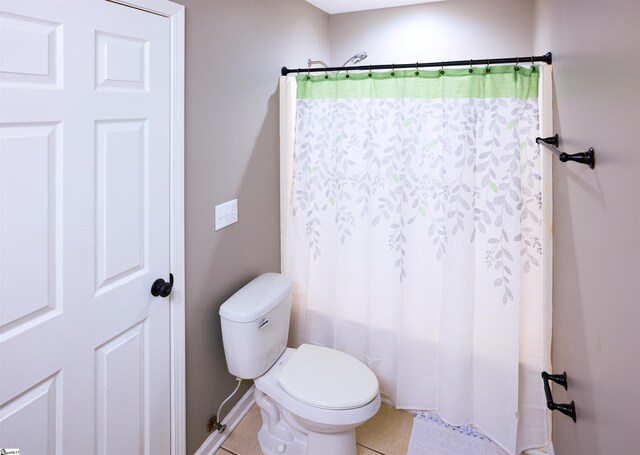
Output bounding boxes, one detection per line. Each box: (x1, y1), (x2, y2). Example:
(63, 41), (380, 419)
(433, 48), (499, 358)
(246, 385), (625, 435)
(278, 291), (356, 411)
(151, 273), (173, 297)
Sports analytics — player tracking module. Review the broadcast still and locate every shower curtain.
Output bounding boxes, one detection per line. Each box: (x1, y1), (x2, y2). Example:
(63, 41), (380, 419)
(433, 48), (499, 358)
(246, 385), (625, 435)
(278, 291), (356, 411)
(280, 66), (553, 454)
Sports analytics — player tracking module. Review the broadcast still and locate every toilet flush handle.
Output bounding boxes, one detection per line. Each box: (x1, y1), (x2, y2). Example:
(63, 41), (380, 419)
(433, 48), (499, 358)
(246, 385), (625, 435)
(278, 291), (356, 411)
(259, 318), (270, 329)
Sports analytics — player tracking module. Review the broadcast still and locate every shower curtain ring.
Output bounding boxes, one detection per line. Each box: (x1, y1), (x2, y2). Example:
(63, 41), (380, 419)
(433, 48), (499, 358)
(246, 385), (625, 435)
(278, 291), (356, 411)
(515, 56), (520, 71)
(324, 68), (328, 79)
(440, 61), (444, 75)
(345, 67), (350, 78)
(531, 55), (536, 71)
(486, 59), (491, 73)
(368, 65), (372, 77)
(391, 63), (395, 76)
(415, 62), (419, 76)
(468, 59), (473, 73)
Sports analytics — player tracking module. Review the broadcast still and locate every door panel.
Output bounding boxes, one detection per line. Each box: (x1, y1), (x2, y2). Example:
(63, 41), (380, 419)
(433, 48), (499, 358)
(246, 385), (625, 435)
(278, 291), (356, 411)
(95, 321), (147, 455)
(0, 2), (171, 453)
(95, 119), (147, 292)
(0, 372), (61, 454)
(0, 11), (61, 87)
(0, 123), (59, 331)
(95, 31), (148, 92)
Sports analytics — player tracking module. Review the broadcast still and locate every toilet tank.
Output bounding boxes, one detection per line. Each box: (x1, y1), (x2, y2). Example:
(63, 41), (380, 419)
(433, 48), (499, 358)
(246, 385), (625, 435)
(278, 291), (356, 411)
(219, 273), (293, 379)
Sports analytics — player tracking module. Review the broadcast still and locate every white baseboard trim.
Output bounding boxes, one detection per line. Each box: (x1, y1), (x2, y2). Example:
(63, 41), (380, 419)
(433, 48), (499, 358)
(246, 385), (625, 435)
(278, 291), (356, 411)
(525, 445), (554, 455)
(194, 385), (256, 455)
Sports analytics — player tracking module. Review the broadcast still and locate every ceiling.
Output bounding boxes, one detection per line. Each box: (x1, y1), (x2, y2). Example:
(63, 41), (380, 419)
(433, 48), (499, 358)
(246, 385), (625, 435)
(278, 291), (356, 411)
(303, 0), (447, 15)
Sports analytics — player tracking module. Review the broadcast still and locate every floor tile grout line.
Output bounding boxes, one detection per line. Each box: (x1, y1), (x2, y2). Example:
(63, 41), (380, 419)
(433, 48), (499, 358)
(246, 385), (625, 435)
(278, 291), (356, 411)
(219, 447), (238, 455)
(356, 442), (387, 455)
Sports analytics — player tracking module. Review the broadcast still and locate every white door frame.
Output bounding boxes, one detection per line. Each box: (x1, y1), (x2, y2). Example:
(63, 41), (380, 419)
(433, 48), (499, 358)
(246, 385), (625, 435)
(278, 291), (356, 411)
(105, 1), (185, 454)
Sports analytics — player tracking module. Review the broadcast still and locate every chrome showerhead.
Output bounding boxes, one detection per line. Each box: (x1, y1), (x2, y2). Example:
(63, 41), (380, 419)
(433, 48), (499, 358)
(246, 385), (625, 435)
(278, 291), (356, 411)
(341, 52), (368, 67)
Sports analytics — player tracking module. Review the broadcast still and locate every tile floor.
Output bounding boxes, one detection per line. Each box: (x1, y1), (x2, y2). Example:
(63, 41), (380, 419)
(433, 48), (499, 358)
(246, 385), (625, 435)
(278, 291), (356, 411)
(214, 402), (413, 455)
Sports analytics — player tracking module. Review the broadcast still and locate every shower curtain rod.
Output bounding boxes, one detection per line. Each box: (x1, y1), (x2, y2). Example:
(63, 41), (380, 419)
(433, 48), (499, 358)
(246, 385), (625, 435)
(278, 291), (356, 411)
(281, 52), (552, 76)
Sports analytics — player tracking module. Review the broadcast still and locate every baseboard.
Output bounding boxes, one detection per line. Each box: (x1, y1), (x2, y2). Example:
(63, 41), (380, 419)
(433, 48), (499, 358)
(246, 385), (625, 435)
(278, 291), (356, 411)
(525, 445), (554, 455)
(194, 385), (256, 455)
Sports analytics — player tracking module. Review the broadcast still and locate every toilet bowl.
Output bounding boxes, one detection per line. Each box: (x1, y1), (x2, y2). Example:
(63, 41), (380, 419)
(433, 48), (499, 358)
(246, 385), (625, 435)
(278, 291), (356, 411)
(254, 346), (381, 455)
(219, 273), (381, 455)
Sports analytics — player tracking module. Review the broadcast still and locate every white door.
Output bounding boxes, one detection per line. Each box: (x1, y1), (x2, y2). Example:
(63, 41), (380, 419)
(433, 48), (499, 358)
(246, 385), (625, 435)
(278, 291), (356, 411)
(0, 1), (172, 453)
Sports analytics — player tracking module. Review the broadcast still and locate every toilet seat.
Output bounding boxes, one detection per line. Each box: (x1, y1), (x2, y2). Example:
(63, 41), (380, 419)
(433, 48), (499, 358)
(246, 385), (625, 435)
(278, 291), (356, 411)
(254, 347), (381, 427)
(278, 344), (379, 410)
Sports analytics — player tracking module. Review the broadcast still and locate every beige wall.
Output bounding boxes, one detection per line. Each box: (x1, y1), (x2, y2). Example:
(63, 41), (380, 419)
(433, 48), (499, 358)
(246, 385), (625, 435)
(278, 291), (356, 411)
(534, 1), (640, 453)
(329, 0), (534, 66)
(172, 1), (329, 452)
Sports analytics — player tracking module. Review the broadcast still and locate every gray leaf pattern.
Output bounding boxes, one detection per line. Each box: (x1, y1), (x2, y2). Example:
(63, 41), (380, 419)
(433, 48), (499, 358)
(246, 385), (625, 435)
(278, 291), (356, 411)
(290, 96), (541, 303)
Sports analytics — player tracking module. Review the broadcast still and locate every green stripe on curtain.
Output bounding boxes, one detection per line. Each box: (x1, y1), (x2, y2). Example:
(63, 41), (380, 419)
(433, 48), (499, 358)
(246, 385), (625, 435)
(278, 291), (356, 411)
(296, 65), (539, 100)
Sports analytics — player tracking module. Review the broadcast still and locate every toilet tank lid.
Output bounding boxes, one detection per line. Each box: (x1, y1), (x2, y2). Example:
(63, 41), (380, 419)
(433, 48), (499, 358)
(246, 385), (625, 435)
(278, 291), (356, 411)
(219, 273), (293, 323)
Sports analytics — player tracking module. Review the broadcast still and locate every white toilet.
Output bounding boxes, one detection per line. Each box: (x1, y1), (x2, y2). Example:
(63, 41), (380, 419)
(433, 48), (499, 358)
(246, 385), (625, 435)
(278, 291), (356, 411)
(219, 273), (381, 455)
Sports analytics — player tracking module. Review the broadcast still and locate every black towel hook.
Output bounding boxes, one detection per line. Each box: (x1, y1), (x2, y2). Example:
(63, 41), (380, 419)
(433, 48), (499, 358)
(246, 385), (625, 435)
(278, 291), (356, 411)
(542, 371), (576, 422)
(536, 134), (596, 169)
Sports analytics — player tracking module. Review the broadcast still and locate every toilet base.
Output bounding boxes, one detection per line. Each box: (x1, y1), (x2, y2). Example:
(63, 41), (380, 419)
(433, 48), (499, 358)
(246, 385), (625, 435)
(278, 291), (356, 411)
(305, 429), (356, 455)
(255, 389), (358, 455)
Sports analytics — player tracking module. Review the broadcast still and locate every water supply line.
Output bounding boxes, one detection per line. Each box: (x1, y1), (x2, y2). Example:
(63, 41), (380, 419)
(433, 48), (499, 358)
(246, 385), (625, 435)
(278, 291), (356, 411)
(212, 377), (243, 433)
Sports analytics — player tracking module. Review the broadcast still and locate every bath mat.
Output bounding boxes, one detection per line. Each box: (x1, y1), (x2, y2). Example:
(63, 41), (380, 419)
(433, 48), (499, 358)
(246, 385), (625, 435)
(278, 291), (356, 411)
(407, 415), (508, 455)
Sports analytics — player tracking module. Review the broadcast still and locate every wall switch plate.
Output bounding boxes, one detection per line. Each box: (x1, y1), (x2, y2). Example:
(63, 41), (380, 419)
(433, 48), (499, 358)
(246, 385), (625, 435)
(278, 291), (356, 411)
(215, 199), (238, 231)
